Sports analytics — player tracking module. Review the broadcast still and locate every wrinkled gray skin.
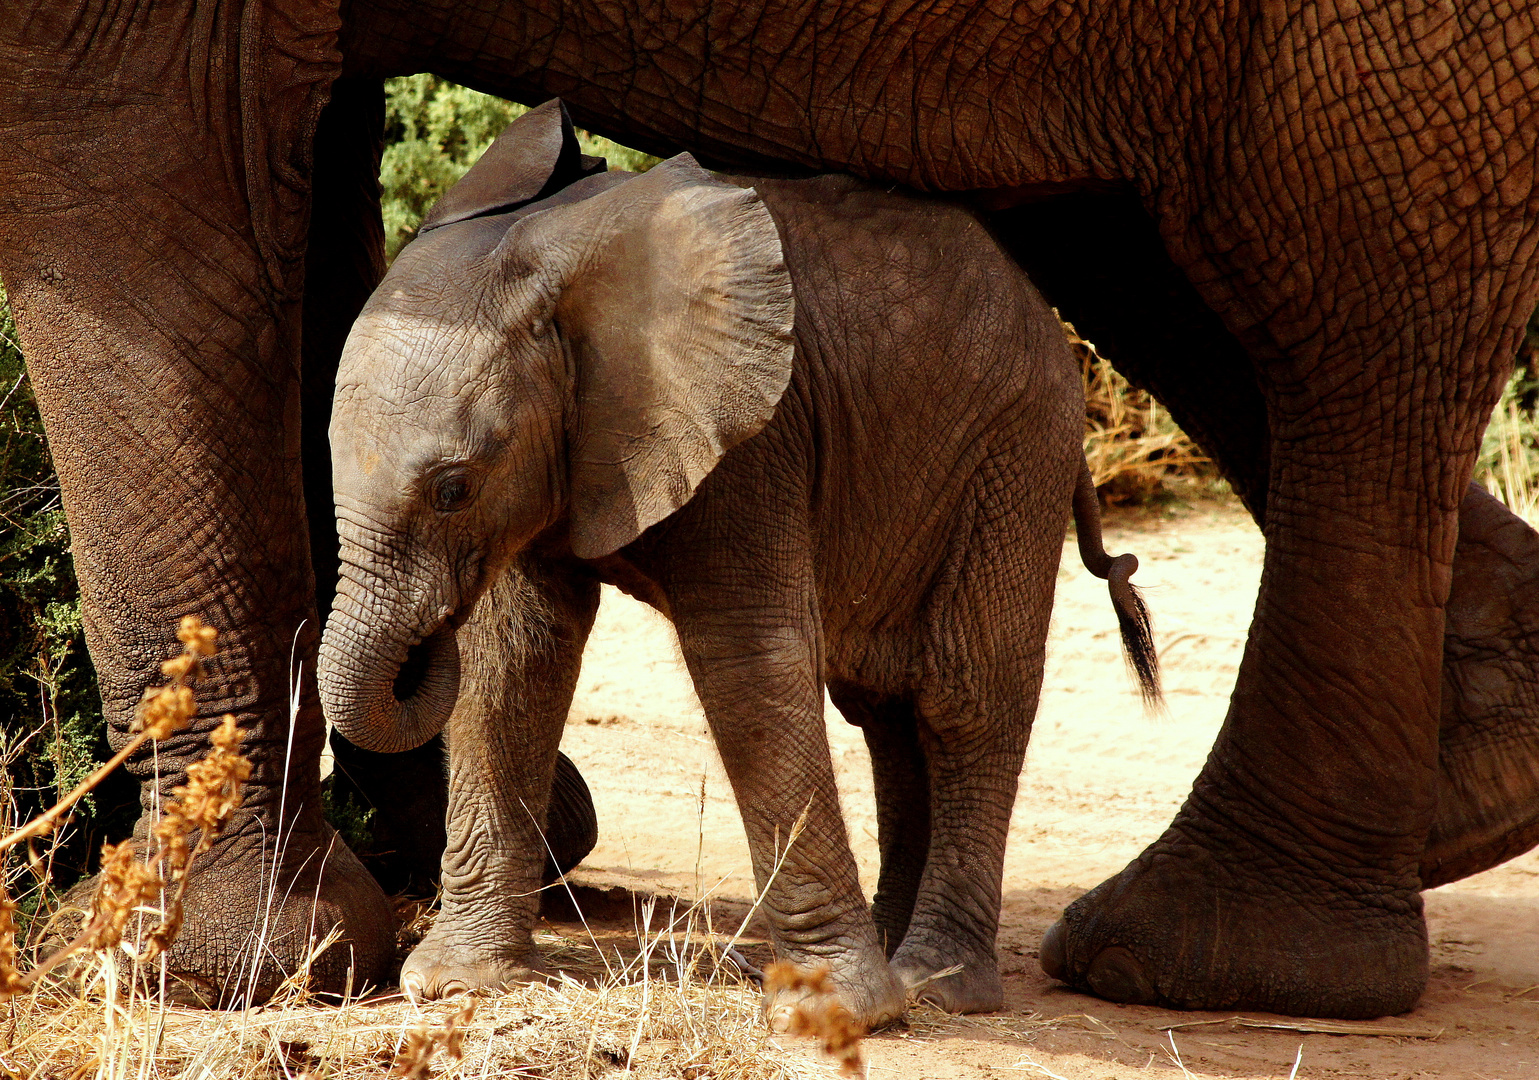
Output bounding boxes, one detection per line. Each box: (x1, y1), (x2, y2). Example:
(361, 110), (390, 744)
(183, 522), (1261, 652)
(318, 114), (1133, 1026)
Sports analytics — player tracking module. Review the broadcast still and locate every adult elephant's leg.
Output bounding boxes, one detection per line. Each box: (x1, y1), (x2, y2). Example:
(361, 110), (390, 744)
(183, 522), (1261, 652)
(0, 5), (394, 999)
(826, 684), (930, 955)
(400, 562), (599, 1000)
(1041, 229), (1532, 1016)
(543, 750), (599, 882)
(999, 193), (1539, 891)
(1044, 379), (1454, 1013)
(1424, 483), (1539, 886)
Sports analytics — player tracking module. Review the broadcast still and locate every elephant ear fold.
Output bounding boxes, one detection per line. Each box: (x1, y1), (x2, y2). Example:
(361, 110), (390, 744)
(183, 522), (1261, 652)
(504, 154), (795, 560)
(419, 98), (606, 235)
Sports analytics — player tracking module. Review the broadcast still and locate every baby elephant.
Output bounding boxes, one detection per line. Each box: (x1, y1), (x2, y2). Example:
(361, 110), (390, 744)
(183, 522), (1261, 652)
(318, 101), (1155, 1028)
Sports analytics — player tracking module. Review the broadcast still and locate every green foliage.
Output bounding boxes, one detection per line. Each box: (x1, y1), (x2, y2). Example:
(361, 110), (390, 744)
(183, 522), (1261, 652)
(380, 75), (660, 259)
(0, 288), (133, 893)
(321, 781), (377, 858)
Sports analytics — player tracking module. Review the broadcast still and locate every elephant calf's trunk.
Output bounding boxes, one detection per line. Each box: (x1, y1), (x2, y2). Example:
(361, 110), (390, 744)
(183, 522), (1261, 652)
(320, 618), (462, 754)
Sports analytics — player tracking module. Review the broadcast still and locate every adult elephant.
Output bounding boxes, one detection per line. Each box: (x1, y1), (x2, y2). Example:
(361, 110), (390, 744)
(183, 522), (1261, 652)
(2, 0), (1536, 1017)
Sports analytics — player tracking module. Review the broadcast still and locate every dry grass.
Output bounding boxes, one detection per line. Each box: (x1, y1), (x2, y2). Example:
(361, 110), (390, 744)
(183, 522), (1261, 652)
(0, 633), (854, 1080)
(1, 617), (250, 997)
(1477, 394), (1539, 524)
(0, 925), (842, 1080)
(1070, 325), (1216, 505)
(1073, 322), (1539, 520)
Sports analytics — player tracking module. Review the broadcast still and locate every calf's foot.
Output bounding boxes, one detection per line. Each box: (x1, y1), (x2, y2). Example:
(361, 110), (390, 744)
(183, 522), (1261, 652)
(1039, 834), (1428, 1018)
(763, 940), (907, 1032)
(890, 938), (1002, 1014)
(401, 923), (546, 1000)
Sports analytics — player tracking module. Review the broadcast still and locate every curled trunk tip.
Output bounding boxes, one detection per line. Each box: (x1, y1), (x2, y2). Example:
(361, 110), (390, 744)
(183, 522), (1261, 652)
(320, 615), (462, 754)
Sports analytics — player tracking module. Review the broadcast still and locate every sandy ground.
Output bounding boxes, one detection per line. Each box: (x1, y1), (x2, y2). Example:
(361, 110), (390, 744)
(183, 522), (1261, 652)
(553, 499), (1539, 1079)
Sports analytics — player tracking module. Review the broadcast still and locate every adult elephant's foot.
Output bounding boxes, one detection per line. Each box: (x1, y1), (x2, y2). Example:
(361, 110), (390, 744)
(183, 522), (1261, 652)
(763, 942), (907, 1032)
(1422, 484), (1539, 886)
(400, 925), (546, 1000)
(1039, 837), (1428, 1018)
(173, 814), (397, 1002)
(890, 938), (1002, 1014)
(52, 811), (396, 1005)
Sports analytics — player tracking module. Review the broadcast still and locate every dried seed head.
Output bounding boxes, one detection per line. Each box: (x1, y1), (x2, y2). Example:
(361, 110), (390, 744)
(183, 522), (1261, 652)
(87, 840), (160, 953)
(135, 683), (195, 740)
(390, 1000), (476, 1078)
(169, 715), (251, 844)
(209, 712), (245, 756)
(764, 961), (834, 995)
(138, 714), (250, 961)
(141, 903), (185, 962)
(160, 653), (199, 682)
(152, 808), (192, 877)
(133, 614), (218, 738)
(391, 1023), (436, 1080)
(176, 615), (218, 657)
(763, 961), (867, 1077)
(441, 999), (476, 1060)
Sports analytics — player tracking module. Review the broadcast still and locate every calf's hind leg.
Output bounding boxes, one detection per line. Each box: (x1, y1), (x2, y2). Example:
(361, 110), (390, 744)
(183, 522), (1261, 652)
(827, 684), (931, 956)
(888, 479), (1064, 1013)
(669, 590), (906, 1030)
(887, 678), (1038, 1014)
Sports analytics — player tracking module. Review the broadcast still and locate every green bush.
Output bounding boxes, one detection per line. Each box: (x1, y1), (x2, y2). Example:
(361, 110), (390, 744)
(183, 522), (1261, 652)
(381, 76), (659, 259)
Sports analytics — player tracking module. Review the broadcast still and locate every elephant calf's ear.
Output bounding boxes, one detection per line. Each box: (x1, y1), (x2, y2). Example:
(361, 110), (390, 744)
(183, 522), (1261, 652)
(521, 157), (795, 559)
(419, 99), (605, 234)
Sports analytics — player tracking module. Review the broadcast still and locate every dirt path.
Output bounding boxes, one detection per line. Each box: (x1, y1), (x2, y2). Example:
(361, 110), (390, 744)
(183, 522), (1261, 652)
(555, 499), (1539, 1079)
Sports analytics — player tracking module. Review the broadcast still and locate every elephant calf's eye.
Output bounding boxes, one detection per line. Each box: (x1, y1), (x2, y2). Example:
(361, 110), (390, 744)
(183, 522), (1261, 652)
(431, 474), (474, 512)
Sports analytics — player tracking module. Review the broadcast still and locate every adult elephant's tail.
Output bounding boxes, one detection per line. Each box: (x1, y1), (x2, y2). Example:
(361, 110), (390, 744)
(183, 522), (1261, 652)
(1072, 458), (1161, 705)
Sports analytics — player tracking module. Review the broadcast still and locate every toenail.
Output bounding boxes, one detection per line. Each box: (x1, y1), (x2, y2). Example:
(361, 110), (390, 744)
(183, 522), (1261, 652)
(1085, 946), (1157, 1006)
(1039, 920), (1068, 981)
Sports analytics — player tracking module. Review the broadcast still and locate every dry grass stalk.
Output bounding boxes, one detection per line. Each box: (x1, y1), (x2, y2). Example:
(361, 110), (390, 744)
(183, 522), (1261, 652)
(0, 616), (215, 858)
(0, 615), (251, 996)
(0, 892), (23, 996)
(762, 961), (866, 1077)
(1070, 324), (1213, 503)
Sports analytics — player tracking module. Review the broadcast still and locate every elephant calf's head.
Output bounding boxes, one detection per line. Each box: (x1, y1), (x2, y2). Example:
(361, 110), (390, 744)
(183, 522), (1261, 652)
(319, 102), (795, 754)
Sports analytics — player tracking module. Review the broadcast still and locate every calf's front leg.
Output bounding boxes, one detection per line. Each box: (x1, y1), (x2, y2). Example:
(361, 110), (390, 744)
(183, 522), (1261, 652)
(401, 562), (599, 999)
